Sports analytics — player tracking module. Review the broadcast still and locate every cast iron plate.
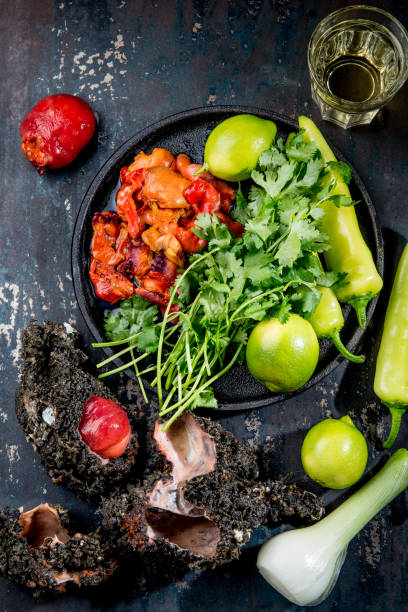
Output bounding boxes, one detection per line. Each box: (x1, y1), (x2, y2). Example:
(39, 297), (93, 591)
(72, 105), (384, 411)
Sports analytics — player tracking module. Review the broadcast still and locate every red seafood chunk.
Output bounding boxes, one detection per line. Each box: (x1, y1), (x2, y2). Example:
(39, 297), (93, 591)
(89, 258), (134, 304)
(183, 178), (221, 214)
(79, 396), (131, 459)
(20, 94), (95, 174)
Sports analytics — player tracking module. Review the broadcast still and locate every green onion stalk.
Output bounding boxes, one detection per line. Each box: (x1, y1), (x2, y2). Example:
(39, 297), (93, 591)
(257, 449), (408, 606)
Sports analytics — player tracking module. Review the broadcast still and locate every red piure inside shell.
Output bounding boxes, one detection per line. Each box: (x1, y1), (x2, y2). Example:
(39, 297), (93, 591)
(19, 94), (95, 174)
(79, 395), (131, 459)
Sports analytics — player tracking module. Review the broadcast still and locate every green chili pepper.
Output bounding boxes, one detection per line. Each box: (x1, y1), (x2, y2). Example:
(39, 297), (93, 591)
(374, 243), (408, 448)
(292, 250), (365, 364)
(298, 116), (383, 328)
(307, 286), (365, 363)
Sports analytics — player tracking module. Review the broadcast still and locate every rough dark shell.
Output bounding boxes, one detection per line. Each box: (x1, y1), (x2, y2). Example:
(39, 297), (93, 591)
(101, 413), (324, 589)
(265, 478), (324, 525)
(0, 504), (116, 597)
(15, 321), (139, 502)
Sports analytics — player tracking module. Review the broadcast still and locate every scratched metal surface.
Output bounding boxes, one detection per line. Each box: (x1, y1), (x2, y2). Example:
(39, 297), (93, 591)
(1, 1), (408, 610)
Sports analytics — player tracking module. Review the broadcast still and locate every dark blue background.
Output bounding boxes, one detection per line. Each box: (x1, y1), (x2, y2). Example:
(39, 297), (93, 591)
(1, 1), (408, 610)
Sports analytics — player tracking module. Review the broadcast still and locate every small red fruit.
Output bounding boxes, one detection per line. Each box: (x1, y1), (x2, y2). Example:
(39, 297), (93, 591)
(79, 395), (131, 459)
(19, 94), (96, 174)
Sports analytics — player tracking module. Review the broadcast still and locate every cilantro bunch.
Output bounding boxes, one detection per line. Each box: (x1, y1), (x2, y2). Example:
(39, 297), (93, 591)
(94, 131), (354, 429)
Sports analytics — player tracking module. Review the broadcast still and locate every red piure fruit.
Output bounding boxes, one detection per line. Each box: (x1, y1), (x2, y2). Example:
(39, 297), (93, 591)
(79, 396), (131, 459)
(19, 94), (96, 174)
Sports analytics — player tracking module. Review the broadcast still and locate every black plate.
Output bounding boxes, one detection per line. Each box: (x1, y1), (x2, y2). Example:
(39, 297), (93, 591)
(71, 105), (384, 411)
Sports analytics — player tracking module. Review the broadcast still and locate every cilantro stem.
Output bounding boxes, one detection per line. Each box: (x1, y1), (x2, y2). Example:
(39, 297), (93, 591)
(165, 359), (180, 390)
(229, 286), (285, 323)
(160, 361), (207, 416)
(161, 402), (192, 431)
(185, 332), (192, 373)
(94, 317), (178, 354)
(177, 368), (182, 401)
(229, 280), (309, 325)
(130, 346), (148, 404)
(161, 344), (243, 430)
(96, 342), (138, 368)
(92, 332), (142, 348)
(156, 247), (220, 408)
(203, 333), (211, 376)
(266, 229), (290, 254)
(137, 365), (156, 376)
(182, 341), (206, 390)
(98, 351), (148, 378)
(159, 384), (178, 413)
(177, 343), (243, 412)
(151, 330), (185, 386)
(160, 350), (219, 417)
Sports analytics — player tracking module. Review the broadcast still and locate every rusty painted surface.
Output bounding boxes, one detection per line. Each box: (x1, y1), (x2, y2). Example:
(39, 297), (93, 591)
(0, 0), (408, 609)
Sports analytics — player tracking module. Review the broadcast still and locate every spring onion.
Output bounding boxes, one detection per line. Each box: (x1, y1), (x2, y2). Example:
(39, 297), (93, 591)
(257, 448), (408, 606)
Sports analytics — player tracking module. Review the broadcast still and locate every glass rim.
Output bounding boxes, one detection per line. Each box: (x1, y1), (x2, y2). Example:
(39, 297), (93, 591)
(308, 5), (408, 112)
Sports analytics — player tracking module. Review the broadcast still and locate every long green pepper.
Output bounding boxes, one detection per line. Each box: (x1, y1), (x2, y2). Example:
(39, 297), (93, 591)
(298, 116), (383, 327)
(374, 243), (408, 448)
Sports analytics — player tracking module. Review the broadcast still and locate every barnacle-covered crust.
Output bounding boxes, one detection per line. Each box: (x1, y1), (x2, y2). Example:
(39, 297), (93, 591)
(265, 478), (324, 524)
(0, 504), (116, 597)
(15, 321), (139, 502)
(101, 413), (324, 585)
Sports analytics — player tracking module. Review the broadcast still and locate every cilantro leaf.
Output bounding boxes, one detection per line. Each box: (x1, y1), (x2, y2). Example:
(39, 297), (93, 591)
(276, 232), (301, 267)
(252, 162), (295, 199)
(189, 388), (218, 410)
(285, 130), (318, 161)
(193, 213), (233, 247)
(328, 194), (357, 208)
(300, 286), (322, 316)
(245, 216), (279, 244)
(327, 161), (352, 185)
(199, 285), (226, 320)
(104, 296), (159, 342)
(137, 326), (160, 353)
(316, 270), (343, 288)
(232, 185), (249, 224)
(215, 250), (244, 281)
(301, 158), (324, 187)
(272, 296), (292, 324)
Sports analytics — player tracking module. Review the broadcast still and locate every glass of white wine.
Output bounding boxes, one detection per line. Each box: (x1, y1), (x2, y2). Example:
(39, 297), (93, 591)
(308, 5), (408, 128)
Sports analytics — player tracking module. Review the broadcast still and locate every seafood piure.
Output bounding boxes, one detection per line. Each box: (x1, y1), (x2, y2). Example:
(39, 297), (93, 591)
(6, 319), (324, 598)
(102, 412), (324, 587)
(0, 503), (116, 596)
(15, 321), (139, 502)
(89, 147), (242, 309)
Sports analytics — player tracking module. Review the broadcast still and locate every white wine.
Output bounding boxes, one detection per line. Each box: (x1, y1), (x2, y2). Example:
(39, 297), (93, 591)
(326, 55), (380, 103)
(316, 27), (400, 105)
(308, 7), (408, 128)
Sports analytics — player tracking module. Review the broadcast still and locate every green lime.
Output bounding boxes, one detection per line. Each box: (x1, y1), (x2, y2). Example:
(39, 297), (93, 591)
(301, 416), (368, 489)
(245, 314), (319, 393)
(204, 114), (277, 181)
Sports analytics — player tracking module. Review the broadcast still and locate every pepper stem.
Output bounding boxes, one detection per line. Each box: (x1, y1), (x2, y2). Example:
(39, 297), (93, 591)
(194, 162), (209, 176)
(331, 329), (365, 364)
(383, 404), (407, 449)
(347, 294), (372, 328)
